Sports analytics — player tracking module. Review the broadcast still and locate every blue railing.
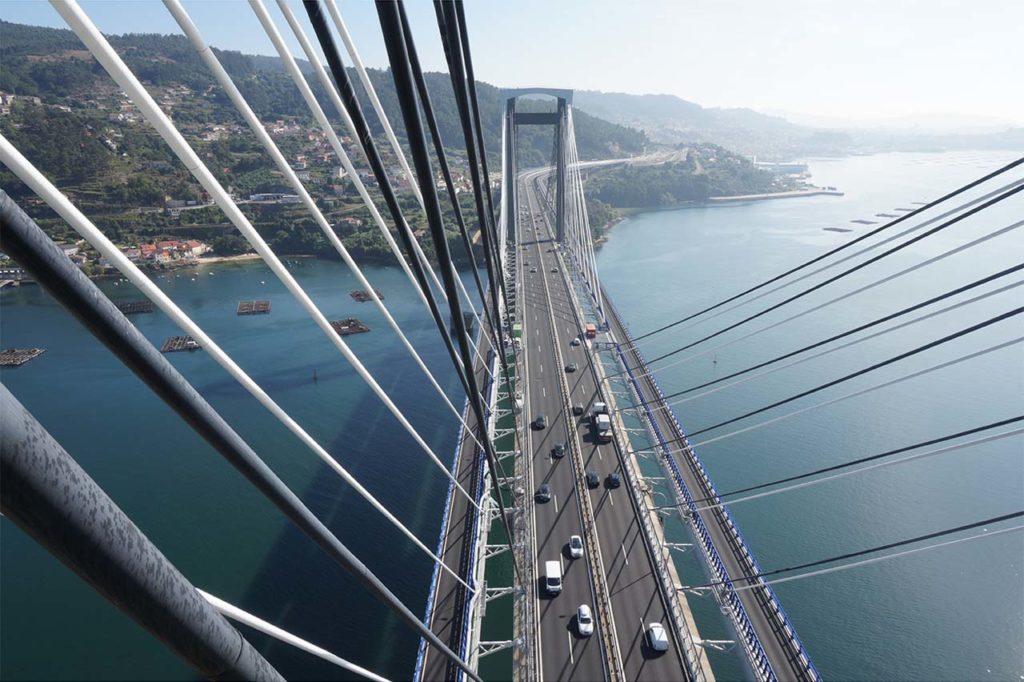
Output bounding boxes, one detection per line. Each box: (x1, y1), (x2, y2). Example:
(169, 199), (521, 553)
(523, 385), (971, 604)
(621, 315), (821, 682)
(413, 315), (494, 682)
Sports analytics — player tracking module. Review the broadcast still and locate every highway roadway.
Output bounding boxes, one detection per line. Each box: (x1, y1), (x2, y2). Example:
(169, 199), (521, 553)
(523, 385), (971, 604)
(519, 169), (691, 682)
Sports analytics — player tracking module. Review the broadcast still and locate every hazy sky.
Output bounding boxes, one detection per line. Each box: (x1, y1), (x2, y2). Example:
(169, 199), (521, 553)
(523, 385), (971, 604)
(3, 0), (1022, 125)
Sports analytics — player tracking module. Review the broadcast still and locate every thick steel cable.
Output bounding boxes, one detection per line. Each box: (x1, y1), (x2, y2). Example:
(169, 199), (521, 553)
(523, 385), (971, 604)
(50, 0), (478, 512)
(639, 183), (1024, 369)
(630, 264), (1024, 409)
(0, 143), (474, 594)
(298, 0), (490, 416)
(633, 156), (1024, 343)
(692, 426), (1024, 512)
(274, 0), (492, 358)
(432, 0), (513, 378)
(631, 176), (1024, 351)
(393, 2), (526, 471)
(633, 335), (1023, 457)
(164, 0), (488, 461)
(688, 307), (1023, 437)
(685, 511), (1024, 589)
(374, 0), (521, 579)
(394, 2), (509, 373)
(615, 217), (1024, 385)
(321, 0), (423, 210)
(0, 186), (480, 681)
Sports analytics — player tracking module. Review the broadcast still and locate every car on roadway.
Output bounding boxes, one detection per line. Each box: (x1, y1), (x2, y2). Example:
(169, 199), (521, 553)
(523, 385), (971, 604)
(533, 414), (547, 430)
(646, 622), (669, 652)
(550, 267), (559, 273)
(568, 535), (584, 559)
(535, 484), (551, 503)
(585, 470), (600, 488)
(564, 362), (578, 373)
(551, 443), (566, 459)
(577, 605), (594, 636)
(530, 267), (537, 273)
(570, 337), (581, 347)
(606, 472), (621, 489)
(572, 402), (585, 416)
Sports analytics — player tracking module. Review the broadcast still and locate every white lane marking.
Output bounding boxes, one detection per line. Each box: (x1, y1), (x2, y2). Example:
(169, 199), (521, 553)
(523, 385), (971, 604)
(609, 493), (614, 507)
(621, 542), (629, 566)
(568, 631), (574, 664)
(554, 494), (559, 514)
(542, 387), (546, 398)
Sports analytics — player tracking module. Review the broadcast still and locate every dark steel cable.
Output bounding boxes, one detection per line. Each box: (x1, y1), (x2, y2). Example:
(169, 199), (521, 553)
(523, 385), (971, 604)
(689, 306), (1024, 437)
(373, 0), (521, 580)
(638, 263), (1024, 407)
(642, 183), (1024, 368)
(696, 415), (1024, 502)
(689, 511), (1023, 589)
(633, 156), (1024, 343)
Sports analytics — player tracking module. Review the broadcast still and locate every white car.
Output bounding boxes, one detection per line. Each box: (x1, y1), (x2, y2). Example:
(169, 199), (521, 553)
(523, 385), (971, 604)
(646, 622), (669, 652)
(568, 535), (584, 559)
(570, 338), (581, 347)
(577, 605), (594, 636)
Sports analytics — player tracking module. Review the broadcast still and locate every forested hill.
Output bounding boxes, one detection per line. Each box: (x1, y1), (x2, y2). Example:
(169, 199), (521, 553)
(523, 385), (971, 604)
(0, 20), (647, 161)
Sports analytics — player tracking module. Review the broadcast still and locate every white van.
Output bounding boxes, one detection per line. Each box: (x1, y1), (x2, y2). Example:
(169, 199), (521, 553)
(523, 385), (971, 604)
(544, 560), (562, 595)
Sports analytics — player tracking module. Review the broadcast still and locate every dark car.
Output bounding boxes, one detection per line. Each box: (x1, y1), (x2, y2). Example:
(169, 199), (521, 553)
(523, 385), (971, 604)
(572, 403), (585, 416)
(564, 362), (578, 373)
(551, 267), (559, 273)
(606, 472), (622, 489)
(551, 443), (566, 459)
(533, 414), (547, 430)
(535, 483), (551, 502)
(585, 471), (600, 488)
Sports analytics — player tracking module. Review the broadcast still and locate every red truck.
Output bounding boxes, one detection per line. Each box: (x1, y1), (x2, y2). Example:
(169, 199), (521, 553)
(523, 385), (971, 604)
(584, 323), (597, 339)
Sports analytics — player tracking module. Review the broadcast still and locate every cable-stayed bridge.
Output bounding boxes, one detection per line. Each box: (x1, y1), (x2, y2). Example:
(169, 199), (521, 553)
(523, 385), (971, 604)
(2, 1), (1022, 681)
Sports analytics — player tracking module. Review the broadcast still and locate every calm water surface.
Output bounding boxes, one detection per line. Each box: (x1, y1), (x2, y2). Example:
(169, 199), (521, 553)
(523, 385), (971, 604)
(2, 150), (1022, 680)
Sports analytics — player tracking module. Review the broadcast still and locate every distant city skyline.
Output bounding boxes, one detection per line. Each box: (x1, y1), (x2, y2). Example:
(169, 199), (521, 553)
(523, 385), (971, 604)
(2, 0), (1022, 129)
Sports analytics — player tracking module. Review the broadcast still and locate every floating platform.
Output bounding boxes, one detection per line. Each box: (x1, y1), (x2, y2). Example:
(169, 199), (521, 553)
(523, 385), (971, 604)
(1, 348), (46, 367)
(850, 219), (877, 225)
(116, 300), (155, 315)
(350, 289), (384, 302)
(894, 207), (915, 212)
(330, 318), (370, 336)
(823, 227), (853, 233)
(161, 335), (201, 353)
(237, 300), (271, 315)
(876, 213), (899, 218)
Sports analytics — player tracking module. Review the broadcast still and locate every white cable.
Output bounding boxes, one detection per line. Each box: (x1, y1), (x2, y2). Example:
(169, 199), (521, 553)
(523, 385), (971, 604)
(626, 218), (1024, 384)
(0, 134), (474, 592)
(197, 589), (390, 682)
(163, 0), (487, 457)
(695, 427), (1024, 512)
(264, 0), (491, 379)
(631, 176), (1024, 349)
(733, 525), (1024, 592)
(322, 0), (423, 210)
(49, 0), (480, 509)
(651, 278), (1024, 412)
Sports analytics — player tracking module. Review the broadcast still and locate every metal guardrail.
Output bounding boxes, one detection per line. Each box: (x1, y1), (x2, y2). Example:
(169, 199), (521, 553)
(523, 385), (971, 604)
(608, 300), (821, 682)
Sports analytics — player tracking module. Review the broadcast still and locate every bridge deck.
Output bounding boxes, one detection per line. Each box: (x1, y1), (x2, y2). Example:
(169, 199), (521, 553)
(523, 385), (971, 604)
(418, 329), (495, 682)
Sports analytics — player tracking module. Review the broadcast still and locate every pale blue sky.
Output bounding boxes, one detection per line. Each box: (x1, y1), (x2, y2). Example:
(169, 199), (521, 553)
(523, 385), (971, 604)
(3, 0), (1022, 125)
